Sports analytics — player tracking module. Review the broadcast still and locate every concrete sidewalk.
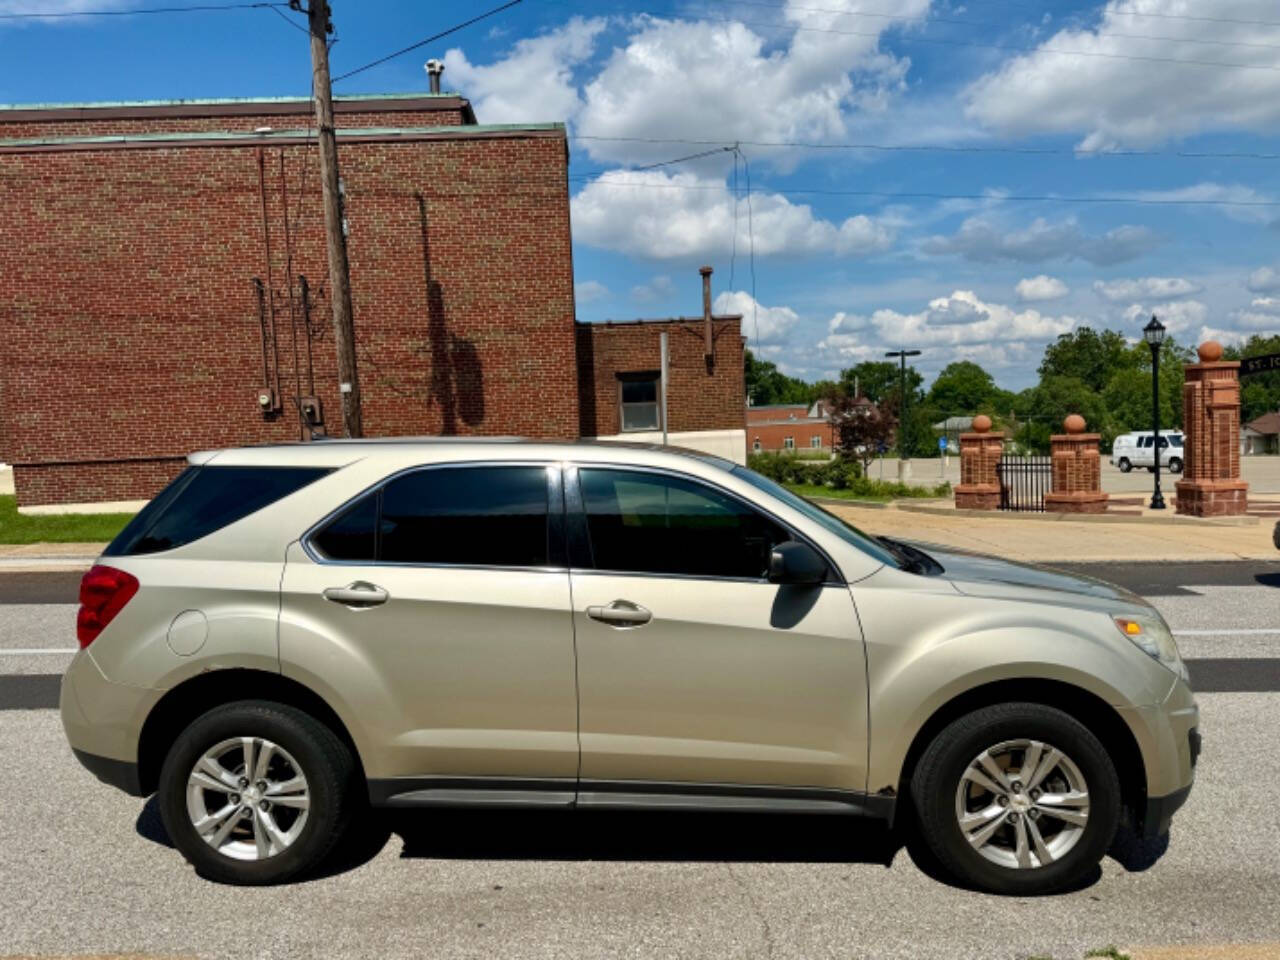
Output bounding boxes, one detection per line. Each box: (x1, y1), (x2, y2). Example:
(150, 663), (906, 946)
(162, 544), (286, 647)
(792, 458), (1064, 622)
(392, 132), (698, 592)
(824, 501), (1280, 562)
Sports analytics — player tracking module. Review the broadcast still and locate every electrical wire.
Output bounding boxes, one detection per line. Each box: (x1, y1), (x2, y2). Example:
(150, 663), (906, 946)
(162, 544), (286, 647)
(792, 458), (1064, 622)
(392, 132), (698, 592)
(331, 0), (523, 84)
(0, 2), (288, 19)
(570, 134), (1280, 162)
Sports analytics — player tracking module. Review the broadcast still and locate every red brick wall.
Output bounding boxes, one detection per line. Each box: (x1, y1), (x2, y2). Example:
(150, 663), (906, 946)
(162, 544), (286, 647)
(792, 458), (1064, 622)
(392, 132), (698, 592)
(575, 319), (746, 438)
(0, 103), (577, 505)
(748, 421), (834, 452)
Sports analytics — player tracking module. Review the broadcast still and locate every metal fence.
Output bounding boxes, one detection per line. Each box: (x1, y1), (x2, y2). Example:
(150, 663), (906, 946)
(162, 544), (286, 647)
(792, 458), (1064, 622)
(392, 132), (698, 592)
(996, 455), (1052, 512)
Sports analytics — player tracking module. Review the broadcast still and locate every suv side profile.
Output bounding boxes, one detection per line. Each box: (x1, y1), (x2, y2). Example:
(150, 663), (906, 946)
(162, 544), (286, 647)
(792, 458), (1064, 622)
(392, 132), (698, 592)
(1110, 431), (1184, 474)
(62, 440), (1199, 894)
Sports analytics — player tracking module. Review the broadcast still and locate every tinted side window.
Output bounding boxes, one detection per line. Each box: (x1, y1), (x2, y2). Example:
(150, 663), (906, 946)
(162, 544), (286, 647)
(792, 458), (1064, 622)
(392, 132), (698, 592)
(105, 466), (330, 556)
(379, 466), (549, 567)
(579, 468), (789, 579)
(311, 491), (378, 561)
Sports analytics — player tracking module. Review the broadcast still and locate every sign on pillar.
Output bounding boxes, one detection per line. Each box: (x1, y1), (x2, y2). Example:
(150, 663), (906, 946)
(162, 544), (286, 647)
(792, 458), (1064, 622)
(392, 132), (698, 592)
(1175, 341), (1249, 516)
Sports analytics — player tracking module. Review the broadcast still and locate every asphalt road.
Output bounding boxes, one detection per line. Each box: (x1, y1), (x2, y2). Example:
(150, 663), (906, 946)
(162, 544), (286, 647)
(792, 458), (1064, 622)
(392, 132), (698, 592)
(2, 562), (1278, 960)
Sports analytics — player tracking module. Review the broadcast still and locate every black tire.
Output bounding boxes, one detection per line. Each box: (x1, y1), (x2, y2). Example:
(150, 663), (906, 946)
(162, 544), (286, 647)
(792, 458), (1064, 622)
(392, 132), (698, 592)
(910, 703), (1121, 896)
(1117, 458), (1132, 473)
(158, 700), (359, 885)
(1168, 457), (1183, 474)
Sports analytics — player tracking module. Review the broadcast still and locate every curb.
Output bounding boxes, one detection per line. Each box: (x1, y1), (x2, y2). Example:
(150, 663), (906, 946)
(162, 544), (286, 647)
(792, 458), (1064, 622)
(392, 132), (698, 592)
(891, 502), (1261, 526)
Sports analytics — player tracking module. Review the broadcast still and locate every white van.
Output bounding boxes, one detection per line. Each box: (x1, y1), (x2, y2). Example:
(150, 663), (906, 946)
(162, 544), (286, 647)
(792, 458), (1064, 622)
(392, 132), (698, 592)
(1110, 431), (1184, 473)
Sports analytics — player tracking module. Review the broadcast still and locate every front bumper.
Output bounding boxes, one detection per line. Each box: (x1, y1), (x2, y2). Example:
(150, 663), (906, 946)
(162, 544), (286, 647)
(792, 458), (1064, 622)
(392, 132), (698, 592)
(1120, 677), (1199, 837)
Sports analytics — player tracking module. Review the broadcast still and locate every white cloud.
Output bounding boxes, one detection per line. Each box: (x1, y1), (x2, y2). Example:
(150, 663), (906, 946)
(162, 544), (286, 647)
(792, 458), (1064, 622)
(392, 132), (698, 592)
(1121, 300), (1208, 336)
(575, 4), (929, 167)
(1250, 297), (1280, 313)
(963, 1), (1280, 149)
(630, 274), (676, 304)
(819, 290), (1077, 362)
(1132, 183), (1278, 225)
(922, 216), (1160, 265)
(1093, 277), (1202, 303)
(574, 280), (609, 304)
(443, 17), (605, 124)
(714, 291), (799, 345)
(0, 0), (130, 17)
(1016, 275), (1068, 302)
(571, 170), (894, 259)
(1247, 267), (1280, 293)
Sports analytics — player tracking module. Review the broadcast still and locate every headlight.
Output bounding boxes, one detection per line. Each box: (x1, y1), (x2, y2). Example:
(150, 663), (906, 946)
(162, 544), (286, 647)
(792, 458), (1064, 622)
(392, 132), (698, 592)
(1114, 613), (1189, 683)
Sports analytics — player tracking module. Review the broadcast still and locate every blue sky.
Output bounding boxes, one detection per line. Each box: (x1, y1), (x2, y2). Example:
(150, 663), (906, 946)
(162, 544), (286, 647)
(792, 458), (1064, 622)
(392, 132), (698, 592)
(4, 0), (1280, 388)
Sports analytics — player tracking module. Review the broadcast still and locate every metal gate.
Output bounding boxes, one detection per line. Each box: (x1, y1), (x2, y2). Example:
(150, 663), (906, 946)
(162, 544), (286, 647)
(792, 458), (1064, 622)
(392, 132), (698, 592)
(996, 455), (1052, 512)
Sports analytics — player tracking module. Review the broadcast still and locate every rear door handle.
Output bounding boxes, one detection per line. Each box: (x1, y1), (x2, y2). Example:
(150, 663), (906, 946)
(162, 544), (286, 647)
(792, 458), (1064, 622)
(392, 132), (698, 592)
(586, 600), (652, 628)
(323, 582), (389, 608)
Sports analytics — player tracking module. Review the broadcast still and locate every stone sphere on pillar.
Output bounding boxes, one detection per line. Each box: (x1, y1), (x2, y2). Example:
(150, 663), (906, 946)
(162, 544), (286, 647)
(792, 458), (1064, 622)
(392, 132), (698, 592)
(1063, 414), (1086, 434)
(972, 414), (992, 434)
(1198, 340), (1223, 363)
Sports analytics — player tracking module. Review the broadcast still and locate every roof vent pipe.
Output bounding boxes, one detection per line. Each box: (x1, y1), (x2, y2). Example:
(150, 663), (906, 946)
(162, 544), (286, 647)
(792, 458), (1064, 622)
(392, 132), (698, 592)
(425, 59), (444, 93)
(700, 265), (714, 362)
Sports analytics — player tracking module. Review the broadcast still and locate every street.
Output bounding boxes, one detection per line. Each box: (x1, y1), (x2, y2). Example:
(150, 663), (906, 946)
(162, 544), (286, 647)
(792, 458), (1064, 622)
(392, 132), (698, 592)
(2, 561), (1278, 960)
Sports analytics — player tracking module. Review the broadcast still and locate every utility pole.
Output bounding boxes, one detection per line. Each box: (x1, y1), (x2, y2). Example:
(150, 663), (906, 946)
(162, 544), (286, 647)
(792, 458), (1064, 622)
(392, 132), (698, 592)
(305, 0), (363, 437)
(885, 349), (922, 467)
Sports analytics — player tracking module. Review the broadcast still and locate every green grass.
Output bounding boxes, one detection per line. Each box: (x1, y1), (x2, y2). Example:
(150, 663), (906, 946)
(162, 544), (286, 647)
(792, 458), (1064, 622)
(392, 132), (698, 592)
(0, 494), (134, 545)
(784, 483), (893, 503)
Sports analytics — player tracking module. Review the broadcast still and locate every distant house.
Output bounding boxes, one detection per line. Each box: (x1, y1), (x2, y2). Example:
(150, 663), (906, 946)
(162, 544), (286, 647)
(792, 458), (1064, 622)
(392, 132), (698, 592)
(746, 401), (836, 454)
(1243, 412), (1280, 455)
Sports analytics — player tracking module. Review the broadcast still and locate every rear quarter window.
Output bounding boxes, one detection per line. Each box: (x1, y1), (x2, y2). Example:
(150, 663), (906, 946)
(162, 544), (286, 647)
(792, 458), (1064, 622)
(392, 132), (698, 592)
(104, 465), (330, 556)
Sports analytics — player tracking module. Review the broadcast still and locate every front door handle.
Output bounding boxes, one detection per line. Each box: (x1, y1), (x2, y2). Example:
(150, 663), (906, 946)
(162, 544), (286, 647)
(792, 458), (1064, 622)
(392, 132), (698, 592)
(322, 582), (389, 608)
(586, 600), (652, 627)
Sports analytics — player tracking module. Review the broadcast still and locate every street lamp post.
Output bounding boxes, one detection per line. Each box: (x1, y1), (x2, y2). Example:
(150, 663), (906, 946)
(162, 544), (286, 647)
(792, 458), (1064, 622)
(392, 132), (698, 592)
(1143, 315), (1167, 510)
(885, 349), (922, 471)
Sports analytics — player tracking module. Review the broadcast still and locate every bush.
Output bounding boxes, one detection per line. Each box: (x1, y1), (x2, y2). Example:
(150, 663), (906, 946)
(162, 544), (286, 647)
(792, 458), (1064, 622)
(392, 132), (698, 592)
(748, 451), (862, 488)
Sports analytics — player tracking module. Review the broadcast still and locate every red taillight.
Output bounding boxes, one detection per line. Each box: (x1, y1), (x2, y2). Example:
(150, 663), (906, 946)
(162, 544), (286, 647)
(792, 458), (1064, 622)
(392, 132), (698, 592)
(77, 565), (139, 649)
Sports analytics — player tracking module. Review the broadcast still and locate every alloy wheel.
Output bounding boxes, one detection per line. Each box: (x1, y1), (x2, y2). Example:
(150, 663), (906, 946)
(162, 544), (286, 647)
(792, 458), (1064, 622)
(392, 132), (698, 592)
(185, 736), (311, 862)
(954, 738), (1090, 870)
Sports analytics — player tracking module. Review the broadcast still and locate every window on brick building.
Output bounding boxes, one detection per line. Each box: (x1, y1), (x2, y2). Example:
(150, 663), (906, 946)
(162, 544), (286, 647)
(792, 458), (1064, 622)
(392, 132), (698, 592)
(752, 438), (761, 452)
(810, 435), (822, 449)
(618, 372), (661, 432)
(783, 437), (795, 450)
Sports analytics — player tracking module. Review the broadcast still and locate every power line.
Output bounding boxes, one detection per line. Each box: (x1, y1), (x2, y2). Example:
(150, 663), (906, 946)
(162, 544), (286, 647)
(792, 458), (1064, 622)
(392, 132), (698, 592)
(331, 0), (523, 84)
(570, 134), (1280, 163)
(568, 174), (1280, 208)
(0, 2), (288, 19)
(955, 0), (1280, 30)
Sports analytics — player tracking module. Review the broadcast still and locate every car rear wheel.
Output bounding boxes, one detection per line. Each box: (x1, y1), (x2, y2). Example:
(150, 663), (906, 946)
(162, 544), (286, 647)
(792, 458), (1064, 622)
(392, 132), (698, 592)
(911, 702), (1120, 895)
(158, 700), (358, 885)
(1117, 458), (1132, 473)
(1168, 457), (1183, 474)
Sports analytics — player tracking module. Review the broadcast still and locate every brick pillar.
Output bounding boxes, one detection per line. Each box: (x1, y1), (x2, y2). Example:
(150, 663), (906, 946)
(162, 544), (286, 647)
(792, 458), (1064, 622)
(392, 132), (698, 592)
(1176, 340), (1249, 516)
(1045, 414), (1108, 514)
(954, 414), (1003, 509)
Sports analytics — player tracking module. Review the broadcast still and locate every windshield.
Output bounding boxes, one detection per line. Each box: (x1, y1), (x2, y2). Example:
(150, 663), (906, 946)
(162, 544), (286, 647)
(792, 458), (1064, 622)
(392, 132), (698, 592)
(730, 465), (902, 569)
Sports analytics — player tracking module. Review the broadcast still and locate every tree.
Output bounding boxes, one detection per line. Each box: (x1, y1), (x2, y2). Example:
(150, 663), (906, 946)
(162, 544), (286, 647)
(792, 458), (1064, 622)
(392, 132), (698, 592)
(927, 360), (998, 415)
(837, 361), (921, 407)
(827, 388), (896, 474)
(744, 349), (815, 406)
(1228, 334), (1280, 423)
(1015, 375), (1111, 453)
(1038, 327), (1133, 393)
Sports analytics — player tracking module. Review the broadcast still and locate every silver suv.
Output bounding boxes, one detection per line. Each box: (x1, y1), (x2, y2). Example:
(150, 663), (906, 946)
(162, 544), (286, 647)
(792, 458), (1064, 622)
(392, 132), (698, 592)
(61, 440), (1199, 893)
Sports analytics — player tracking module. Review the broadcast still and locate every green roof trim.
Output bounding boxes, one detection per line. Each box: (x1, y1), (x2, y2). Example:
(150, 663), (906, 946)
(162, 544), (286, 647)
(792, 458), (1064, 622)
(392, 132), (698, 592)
(0, 92), (465, 112)
(0, 122), (566, 149)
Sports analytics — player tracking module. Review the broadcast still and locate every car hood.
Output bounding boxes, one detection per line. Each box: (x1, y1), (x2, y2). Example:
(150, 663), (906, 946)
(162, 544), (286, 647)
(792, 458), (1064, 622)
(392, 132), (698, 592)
(907, 542), (1147, 611)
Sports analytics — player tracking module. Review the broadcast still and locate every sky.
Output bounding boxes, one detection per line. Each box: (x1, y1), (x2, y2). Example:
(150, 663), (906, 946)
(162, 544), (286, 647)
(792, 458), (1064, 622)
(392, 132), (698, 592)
(3, 0), (1280, 389)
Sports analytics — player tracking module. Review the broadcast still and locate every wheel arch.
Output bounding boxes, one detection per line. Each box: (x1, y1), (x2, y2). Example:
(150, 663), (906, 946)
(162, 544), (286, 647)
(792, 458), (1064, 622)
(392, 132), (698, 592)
(894, 678), (1148, 824)
(136, 668), (365, 797)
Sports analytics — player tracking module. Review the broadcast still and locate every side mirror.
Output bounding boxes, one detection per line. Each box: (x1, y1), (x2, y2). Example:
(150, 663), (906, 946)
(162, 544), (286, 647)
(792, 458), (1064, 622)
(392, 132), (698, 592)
(768, 541), (827, 585)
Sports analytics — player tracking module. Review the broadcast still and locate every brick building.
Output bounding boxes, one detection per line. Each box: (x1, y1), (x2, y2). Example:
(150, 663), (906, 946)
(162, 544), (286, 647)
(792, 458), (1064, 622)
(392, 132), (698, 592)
(746, 402), (836, 454)
(0, 88), (745, 508)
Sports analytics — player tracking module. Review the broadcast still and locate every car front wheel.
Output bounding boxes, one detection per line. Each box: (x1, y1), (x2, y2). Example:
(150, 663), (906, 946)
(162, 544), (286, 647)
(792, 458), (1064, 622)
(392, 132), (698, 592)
(158, 700), (358, 885)
(1117, 458), (1132, 473)
(911, 702), (1121, 895)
